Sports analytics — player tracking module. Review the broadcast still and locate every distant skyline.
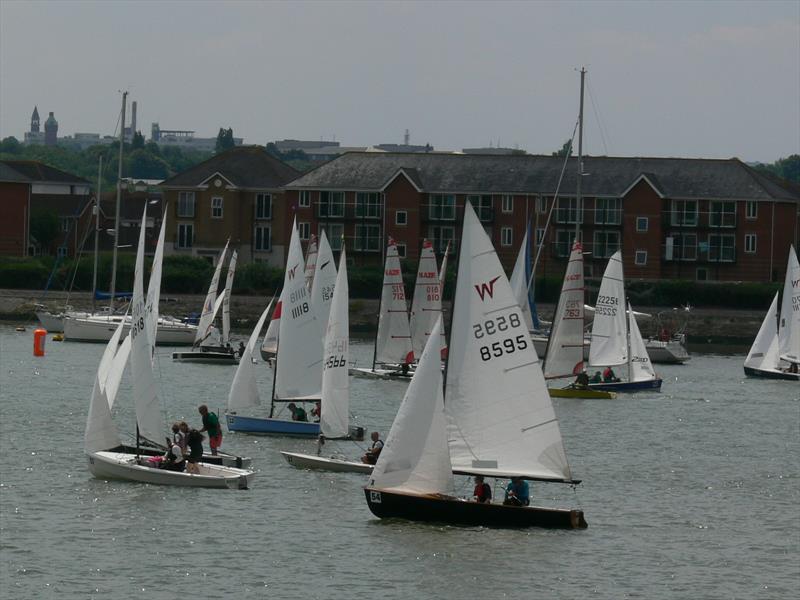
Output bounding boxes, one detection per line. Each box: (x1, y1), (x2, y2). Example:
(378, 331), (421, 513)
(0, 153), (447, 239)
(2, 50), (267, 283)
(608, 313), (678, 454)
(1, 1), (798, 162)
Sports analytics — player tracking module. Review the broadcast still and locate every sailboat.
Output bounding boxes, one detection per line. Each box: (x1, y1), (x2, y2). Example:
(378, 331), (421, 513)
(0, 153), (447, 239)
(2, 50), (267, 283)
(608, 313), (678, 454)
(281, 247), (370, 473)
(84, 206), (255, 488)
(173, 243), (239, 364)
(226, 218), (323, 436)
(409, 239), (443, 362)
(585, 251), (662, 392)
(744, 246), (800, 380)
(350, 238), (415, 379)
(258, 236), (317, 362)
(364, 202), (587, 529)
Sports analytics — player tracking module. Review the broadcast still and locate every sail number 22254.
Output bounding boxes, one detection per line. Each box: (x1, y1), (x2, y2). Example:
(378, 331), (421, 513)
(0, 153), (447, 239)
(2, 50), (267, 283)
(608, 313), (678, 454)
(473, 313), (528, 362)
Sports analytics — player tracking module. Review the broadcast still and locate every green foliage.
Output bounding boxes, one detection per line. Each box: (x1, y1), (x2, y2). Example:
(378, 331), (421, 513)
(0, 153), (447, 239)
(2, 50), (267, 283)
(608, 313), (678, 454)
(265, 142), (314, 172)
(0, 136), (22, 154)
(29, 209), (60, 249)
(552, 140), (573, 157)
(753, 154), (800, 184)
(0, 257), (51, 289)
(161, 256), (214, 294)
(215, 128), (235, 154)
(127, 148), (171, 179)
(131, 131), (145, 149)
(233, 262), (283, 294)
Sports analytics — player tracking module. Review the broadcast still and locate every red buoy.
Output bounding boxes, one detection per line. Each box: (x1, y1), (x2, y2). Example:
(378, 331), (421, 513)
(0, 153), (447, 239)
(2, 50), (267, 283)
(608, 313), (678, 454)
(34, 328), (47, 357)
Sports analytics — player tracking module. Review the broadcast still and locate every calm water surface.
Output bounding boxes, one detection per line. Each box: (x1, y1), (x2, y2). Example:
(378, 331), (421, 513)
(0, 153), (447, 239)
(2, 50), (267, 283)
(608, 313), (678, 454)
(1, 324), (798, 599)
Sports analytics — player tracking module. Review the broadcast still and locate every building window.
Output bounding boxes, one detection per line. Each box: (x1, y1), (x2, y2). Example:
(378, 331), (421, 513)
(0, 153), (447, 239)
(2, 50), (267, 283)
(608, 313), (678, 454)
(177, 192), (195, 218)
(429, 194), (455, 220)
(670, 200), (697, 227)
(554, 198), (583, 224)
(298, 222), (310, 241)
(319, 191), (345, 218)
(635, 250), (647, 266)
(396, 243), (407, 258)
(665, 233), (697, 261)
(744, 233), (757, 254)
(535, 227), (545, 247)
(211, 197), (223, 219)
(254, 225), (271, 251)
(554, 230), (577, 258)
(299, 191), (311, 208)
(536, 196), (548, 214)
(708, 234), (735, 262)
(636, 216), (649, 232)
(57, 246), (68, 258)
(60, 217), (71, 232)
(746, 201), (757, 219)
(319, 223), (344, 251)
(593, 230), (620, 258)
(467, 195), (493, 222)
(501, 195), (513, 213)
(501, 227), (513, 247)
(177, 223), (193, 248)
(355, 192), (381, 218)
(355, 224), (381, 252)
(709, 201), (736, 228)
(395, 210), (408, 226)
(594, 198), (622, 225)
(428, 225), (455, 255)
(255, 193), (272, 220)
(696, 267), (709, 282)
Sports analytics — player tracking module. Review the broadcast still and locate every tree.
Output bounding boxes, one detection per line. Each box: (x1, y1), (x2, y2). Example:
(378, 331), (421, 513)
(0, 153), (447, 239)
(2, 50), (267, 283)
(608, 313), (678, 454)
(132, 131), (145, 149)
(0, 136), (22, 154)
(552, 140), (573, 157)
(215, 127), (235, 153)
(30, 209), (60, 253)
(127, 148), (171, 179)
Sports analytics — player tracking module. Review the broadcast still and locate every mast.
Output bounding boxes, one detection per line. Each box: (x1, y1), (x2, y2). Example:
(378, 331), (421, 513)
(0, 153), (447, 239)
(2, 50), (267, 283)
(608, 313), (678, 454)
(575, 67), (585, 243)
(109, 91), (127, 310)
(92, 156), (102, 313)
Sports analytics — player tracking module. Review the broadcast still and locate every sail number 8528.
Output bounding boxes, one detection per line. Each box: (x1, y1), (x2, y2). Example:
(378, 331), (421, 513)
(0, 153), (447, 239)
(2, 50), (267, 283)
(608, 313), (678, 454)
(472, 313), (521, 339)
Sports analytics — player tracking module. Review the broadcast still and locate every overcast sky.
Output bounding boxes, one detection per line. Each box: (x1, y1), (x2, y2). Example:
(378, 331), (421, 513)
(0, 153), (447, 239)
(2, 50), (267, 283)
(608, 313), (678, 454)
(1, 0), (798, 162)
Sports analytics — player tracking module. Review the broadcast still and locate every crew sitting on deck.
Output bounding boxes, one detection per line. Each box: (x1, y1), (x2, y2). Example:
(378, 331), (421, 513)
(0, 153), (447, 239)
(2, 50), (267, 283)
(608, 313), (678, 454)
(603, 366), (620, 382)
(574, 369), (590, 389)
(361, 432), (384, 464)
(503, 477), (530, 506)
(589, 371), (602, 384)
(473, 475), (492, 503)
(288, 403), (308, 422)
(161, 440), (185, 472)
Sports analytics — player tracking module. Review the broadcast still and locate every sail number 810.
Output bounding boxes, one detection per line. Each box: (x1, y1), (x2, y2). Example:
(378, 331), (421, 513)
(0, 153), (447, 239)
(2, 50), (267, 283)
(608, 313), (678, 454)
(479, 335), (529, 361)
(473, 313), (521, 339)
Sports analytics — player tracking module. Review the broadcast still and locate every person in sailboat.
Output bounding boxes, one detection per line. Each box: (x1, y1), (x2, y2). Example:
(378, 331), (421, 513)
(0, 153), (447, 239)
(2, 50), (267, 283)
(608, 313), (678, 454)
(503, 477), (530, 507)
(287, 403), (308, 422)
(198, 405), (223, 455)
(186, 429), (205, 474)
(602, 366), (620, 383)
(161, 440), (186, 472)
(574, 369), (590, 389)
(589, 371), (602, 384)
(361, 431), (384, 465)
(171, 422), (187, 456)
(473, 475), (492, 504)
(238, 341), (245, 358)
(310, 401), (321, 422)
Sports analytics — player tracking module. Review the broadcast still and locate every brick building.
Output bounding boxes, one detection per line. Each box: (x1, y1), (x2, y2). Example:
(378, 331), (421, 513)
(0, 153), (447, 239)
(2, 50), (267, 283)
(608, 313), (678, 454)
(159, 146), (299, 266)
(283, 153), (800, 283)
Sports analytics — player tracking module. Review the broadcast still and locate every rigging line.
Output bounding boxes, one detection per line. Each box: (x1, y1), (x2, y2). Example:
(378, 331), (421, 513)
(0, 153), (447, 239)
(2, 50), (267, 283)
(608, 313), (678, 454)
(586, 74), (610, 156)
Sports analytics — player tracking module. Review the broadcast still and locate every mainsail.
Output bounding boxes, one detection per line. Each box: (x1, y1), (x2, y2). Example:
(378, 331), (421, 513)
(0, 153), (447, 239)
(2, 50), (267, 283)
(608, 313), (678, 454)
(195, 241), (229, 347)
(374, 239), (414, 366)
(320, 249), (350, 439)
(311, 230), (337, 335)
(409, 239), (442, 360)
(745, 292), (781, 372)
(228, 300), (273, 413)
(544, 240), (585, 379)
(589, 250), (627, 368)
(778, 246), (800, 364)
(222, 250), (238, 346)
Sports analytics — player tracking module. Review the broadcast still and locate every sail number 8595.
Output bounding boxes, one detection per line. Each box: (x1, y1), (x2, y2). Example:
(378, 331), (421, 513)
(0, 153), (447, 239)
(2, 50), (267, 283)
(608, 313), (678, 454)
(479, 335), (529, 361)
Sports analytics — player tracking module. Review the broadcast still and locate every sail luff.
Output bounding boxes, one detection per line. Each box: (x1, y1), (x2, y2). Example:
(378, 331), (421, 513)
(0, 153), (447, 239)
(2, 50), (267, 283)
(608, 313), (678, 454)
(222, 250), (237, 346)
(320, 249), (349, 439)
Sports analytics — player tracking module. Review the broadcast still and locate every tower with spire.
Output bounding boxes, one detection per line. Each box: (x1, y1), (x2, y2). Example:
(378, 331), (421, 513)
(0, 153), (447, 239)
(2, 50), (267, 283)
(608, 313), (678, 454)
(24, 106), (45, 144)
(31, 106), (40, 133)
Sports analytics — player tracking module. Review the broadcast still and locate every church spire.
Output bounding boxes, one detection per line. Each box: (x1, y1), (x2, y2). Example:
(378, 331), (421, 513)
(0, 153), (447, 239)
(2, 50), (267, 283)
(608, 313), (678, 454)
(31, 106), (40, 133)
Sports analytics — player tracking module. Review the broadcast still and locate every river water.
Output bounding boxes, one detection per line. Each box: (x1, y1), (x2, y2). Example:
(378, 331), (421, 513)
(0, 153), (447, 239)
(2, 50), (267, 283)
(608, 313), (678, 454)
(0, 324), (798, 599)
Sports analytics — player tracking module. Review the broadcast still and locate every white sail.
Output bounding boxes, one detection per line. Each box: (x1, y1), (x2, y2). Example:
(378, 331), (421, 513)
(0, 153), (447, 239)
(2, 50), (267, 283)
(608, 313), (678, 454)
(589, 251), (627, 368)
(369, 317), (454, 495)
(375, 239), (414, 366)
(311, 230), (337, 334)
(509, 230), (535, 332)
(130, 206), (165, 445)
(228, 300), (273, 412)
(439, 241), (449, 288)
(261, 295), (282, 356)
(97, 312), (128, 395)
(275, 219), (322, 400)
(409, 240), (443, 360)
(320, 249), (350, 439)
(195, 241), (229, 346)
(745, 292), (781, 371)
(105, 334), (131, 410)
(446, 202), (572, 482)
(778, 246), (800, 364)
(84, 374), (120, 455)
(438, 242), (449, 359)
(304, 234), (318, 290)
(146, 212), (167, 348)
(222, 250), (238, 346)
(627, 301), (657, 382)
(544, 240), (585, 379)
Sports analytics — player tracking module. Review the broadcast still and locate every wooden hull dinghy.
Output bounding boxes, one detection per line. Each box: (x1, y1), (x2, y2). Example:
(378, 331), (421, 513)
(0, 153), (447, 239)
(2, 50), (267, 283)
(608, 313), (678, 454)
(548, 386), (616, 399)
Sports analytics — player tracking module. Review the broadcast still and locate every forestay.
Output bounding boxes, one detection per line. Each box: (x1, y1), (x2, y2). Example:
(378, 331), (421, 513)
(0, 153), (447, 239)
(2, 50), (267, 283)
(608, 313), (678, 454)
(222, 250), (238, 346)
(311, 230), (337, 335)
(195, 241), (229, 346)
(509, 230), (535, 332)
(745, 292), (780, 371)
(627, 301), (657, 382)
(446, 203), (573, 482)
(368, 317), (454, 495)
(589, 251), (627, 368)
(544, 240), (585, 379)
(375, 239), (414, 366)
(275, 219), (322, 400)
(778, 246), (799, 364)
(228, 300), (273, 412)
(409, 240), (443, 360)
(320, 249), (349, 439)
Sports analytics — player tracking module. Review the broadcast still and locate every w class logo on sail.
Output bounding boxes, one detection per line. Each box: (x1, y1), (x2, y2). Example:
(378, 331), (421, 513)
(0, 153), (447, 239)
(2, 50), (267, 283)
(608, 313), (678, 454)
(287, 263), (299, 280)
(474, 276), (501, 301)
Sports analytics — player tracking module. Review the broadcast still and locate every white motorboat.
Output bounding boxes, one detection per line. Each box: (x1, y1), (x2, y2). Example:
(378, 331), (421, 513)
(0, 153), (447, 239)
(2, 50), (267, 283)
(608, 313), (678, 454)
(65, 313), (196, 345)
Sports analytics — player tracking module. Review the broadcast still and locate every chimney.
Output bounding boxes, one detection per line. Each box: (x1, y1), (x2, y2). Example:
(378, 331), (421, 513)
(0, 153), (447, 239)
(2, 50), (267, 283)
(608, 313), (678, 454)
(131, 101), (137, 137)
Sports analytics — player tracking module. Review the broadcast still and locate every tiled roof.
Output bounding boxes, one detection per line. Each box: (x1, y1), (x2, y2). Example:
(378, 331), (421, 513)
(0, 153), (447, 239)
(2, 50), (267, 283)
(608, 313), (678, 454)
(0, 160), (90, 184)
(160, 145), (299, 189)
(286, 153), (800, 202)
